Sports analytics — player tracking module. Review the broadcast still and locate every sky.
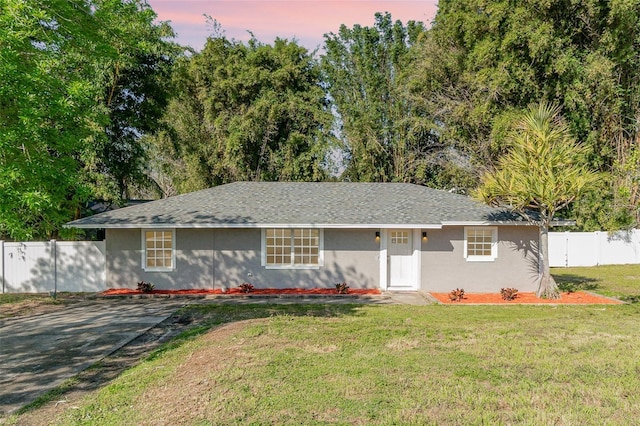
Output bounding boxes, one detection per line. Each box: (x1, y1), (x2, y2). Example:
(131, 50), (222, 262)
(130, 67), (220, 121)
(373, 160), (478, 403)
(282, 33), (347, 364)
(146, 0), (438, 51)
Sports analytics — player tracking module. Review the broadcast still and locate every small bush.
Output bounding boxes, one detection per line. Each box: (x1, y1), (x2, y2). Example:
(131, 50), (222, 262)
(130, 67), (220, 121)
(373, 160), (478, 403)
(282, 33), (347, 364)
(137, 281), (154, 293)
(449, 288), (465, 301)
(500, 287), (519, 301)
(239, 282), (254, 293)
(335, 282), (349, 294)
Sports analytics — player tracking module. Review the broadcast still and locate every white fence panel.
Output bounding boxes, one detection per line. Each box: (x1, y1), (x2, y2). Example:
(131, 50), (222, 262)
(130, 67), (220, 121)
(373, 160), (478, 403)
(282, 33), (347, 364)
(548, 232), (568, 267)
(1, 240), (105, 293)
(2, 242), (54, 293)
(55, 242), (106, 292)
(549, 230), (640, 267)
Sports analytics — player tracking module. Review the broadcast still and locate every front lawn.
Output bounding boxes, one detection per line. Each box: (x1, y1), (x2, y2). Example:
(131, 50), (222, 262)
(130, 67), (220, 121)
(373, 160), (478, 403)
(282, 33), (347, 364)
(552, 264), (640, 302)
(40, 302), (640, 425)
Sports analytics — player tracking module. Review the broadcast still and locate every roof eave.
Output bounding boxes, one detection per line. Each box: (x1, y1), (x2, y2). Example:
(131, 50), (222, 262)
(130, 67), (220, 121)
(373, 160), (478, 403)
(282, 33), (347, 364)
(441, 221), (533, 226)
(65, 223), (446, 230)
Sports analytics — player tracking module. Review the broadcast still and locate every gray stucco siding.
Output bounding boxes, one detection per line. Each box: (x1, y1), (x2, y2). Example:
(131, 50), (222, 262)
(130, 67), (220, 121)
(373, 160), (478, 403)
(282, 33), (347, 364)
(212, 228), (379, 290)
(106, 228), (215, 290)
(105, 225), (538, 292)
(106, 228), (380, 290)
(421, 225), (540, 293)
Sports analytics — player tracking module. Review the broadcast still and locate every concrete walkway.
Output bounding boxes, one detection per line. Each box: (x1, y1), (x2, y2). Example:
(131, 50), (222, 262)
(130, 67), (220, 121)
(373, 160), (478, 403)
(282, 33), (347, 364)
(0, 292), (430, 415)
(0, 299), (184, 415)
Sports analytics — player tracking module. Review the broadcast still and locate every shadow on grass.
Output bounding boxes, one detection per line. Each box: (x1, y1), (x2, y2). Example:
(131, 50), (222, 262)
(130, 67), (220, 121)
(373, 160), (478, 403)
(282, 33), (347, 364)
(553, 274), (600, 293)
(12, 302), (367, 417)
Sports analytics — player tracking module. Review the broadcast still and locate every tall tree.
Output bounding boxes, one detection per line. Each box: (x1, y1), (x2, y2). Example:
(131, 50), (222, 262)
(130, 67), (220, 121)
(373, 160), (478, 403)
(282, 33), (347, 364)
(0, 0), (177, 240)
(90, 1), (179, 200)
(476, 103), (597, 299)
(322, 13), (429, 183)
(407, 0), (640, 223)
(148, 35), (334, 193)
(1, 0), (103, 239)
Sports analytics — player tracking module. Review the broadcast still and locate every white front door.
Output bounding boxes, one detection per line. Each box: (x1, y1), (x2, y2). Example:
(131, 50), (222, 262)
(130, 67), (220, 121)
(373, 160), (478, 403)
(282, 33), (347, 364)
(387, 230), (414, 288)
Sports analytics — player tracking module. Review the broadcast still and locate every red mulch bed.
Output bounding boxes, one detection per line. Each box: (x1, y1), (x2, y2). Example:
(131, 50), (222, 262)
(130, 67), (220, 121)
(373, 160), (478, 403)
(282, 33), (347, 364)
(101, 288), (381, 296)
(430, 291), (622, 305)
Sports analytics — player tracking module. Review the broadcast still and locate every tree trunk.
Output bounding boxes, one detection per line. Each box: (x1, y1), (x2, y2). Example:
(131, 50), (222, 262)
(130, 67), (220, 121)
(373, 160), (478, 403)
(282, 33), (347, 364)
(536, 222), (560, 299)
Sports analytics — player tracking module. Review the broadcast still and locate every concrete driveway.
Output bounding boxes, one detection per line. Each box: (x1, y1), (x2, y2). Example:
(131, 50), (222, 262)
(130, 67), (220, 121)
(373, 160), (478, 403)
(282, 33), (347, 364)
(0, 299), (184, 415)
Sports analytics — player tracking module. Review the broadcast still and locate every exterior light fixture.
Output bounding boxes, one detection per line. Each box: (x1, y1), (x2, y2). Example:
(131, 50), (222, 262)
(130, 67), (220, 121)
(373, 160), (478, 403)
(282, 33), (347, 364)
(375, 231), (380, 240)
(422, 231), (428, 242)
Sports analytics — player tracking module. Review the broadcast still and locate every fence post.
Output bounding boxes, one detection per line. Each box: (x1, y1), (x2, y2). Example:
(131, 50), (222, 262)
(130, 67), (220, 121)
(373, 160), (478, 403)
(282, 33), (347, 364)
(51, 239), (57, 299)
(0, 240), (4, 293)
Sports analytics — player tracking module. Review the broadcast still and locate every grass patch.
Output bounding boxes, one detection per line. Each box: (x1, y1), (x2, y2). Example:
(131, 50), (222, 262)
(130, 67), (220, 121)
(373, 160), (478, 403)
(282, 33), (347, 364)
(552, 264), (640, 302)
(51, 303), (640, 425)
(0, 292), (85, 319)
(0, 293), (56, 305)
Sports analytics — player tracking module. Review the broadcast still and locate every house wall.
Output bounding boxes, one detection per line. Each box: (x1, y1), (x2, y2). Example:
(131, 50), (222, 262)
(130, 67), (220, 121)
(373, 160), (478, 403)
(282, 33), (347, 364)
(106, 228), (215, 289)
(106, 226), (538, 292)
(106, 228), (379, 290)
(421, 225), (540, 293)
(212, 228), (379, 290)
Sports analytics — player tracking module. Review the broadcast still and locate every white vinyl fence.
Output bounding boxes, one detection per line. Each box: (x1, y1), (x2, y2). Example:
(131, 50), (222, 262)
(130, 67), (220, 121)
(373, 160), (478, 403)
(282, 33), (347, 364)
(0, 240), (105, 293)
(549, 230), (640, 267)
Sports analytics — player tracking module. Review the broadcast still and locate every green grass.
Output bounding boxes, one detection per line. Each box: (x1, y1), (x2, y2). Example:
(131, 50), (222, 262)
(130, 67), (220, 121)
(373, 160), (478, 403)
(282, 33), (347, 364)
(0, 293), (54, 305)
(0, 292), (85, 319)
(52, 303), (640, 425)
(552, 264), (640, 302)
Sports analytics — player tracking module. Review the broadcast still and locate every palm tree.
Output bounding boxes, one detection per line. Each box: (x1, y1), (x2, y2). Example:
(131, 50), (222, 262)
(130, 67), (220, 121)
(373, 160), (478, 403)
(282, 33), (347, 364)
(475, 102), (597, 299)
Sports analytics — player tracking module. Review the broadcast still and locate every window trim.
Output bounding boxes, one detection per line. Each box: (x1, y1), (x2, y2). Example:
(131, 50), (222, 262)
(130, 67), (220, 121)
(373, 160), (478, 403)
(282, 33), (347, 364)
(141, 229), (176, 272)
(463, 226), (497, 262)
(261, 228), (324, 269)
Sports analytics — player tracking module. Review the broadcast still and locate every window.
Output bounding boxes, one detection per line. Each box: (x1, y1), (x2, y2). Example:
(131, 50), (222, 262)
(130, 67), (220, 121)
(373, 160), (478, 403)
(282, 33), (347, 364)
(464, 227), (497, 261)
(264, 228), (322, 268)
(390, 231), (409, 245)
(142, 229), (175, 271)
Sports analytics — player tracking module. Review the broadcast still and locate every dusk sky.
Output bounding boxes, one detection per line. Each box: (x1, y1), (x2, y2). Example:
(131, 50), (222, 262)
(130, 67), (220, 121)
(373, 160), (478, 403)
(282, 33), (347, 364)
(146, 0), (439, 51)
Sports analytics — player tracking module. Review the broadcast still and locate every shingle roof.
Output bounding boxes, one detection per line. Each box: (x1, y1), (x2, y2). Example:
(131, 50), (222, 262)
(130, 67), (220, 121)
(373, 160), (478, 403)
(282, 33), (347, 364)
(66, 182), (529, 229)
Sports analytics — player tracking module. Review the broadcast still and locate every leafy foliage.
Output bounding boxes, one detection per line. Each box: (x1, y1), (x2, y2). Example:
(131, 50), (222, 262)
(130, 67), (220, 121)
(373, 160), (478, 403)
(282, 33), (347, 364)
(407, 0), (640, 221)
(136, 281), (155, 293)
(93, 2), (180, 200)
(476, 102), (598, 298)
(500, 288), (519, 301)
(334, 282), (350, 294)
(147, 35), (334, 193)
(0, 0), (178, 240)
(449, 288), (465, 301)
(239, 283), (255, 293)
(322, 13), (429, 183)
(0, 0), (102, 239)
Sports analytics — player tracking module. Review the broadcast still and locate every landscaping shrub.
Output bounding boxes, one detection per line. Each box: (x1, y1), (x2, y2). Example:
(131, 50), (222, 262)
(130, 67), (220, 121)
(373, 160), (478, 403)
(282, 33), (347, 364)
(449, 288), (465, 301)
(238, 282), (254, 293)
(137, 281), (155, 293)
(335, 282), (349, 294)
(500, 287), (519, 301)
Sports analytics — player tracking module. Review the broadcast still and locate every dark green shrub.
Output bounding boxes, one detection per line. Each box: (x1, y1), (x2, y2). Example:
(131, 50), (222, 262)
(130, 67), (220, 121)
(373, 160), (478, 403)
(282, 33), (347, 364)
(239, 282), (254, 293)
(137, 281), (155, 293)
(335, 282), (349, 294)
